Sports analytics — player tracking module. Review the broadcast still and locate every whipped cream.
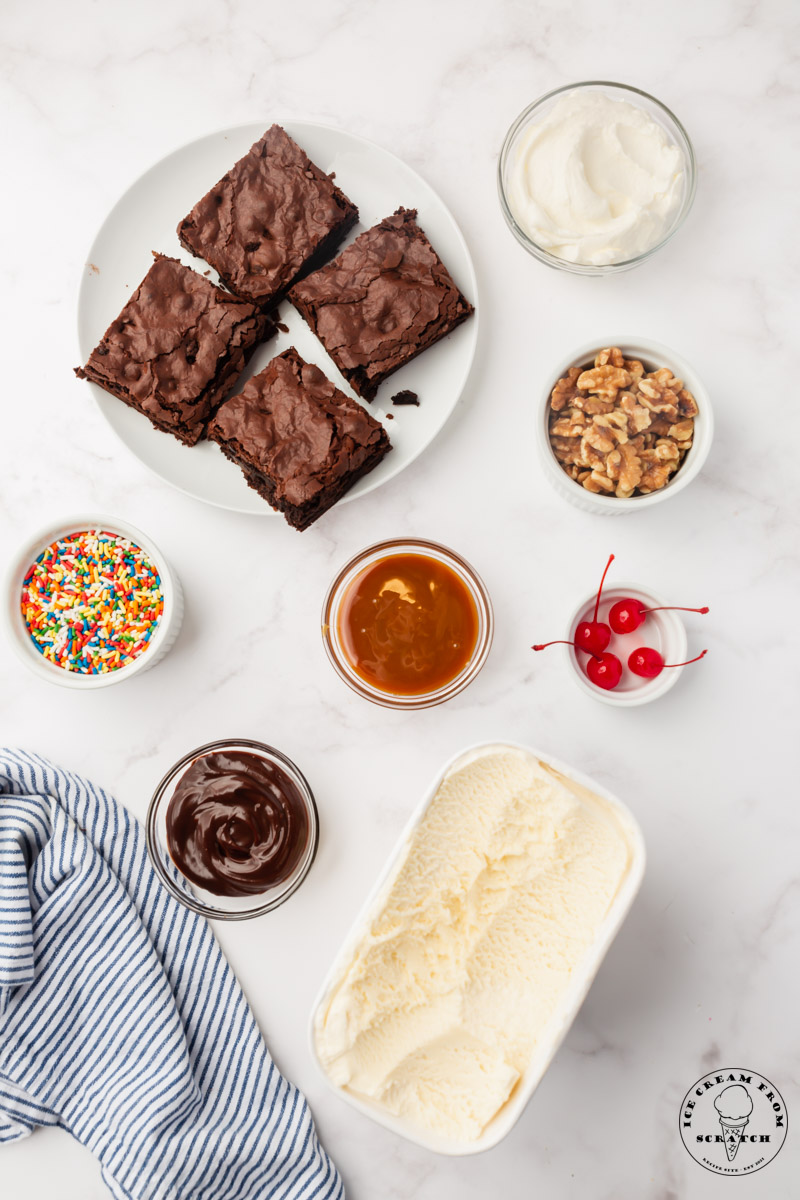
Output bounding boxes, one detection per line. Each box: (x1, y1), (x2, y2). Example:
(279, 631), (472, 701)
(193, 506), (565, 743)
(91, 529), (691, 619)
(506, 89), (685, 266)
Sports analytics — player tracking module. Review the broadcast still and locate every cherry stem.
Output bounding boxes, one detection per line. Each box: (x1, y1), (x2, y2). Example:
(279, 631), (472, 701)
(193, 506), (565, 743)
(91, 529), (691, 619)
(640, 605), (710, 616)
(664, 649), (708, 668)
(593, 554), (615, 623)
(533, 640), (599, 660)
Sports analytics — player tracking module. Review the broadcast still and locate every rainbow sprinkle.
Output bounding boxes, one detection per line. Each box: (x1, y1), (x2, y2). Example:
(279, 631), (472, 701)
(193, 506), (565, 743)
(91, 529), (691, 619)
(21, 530), (164, 674)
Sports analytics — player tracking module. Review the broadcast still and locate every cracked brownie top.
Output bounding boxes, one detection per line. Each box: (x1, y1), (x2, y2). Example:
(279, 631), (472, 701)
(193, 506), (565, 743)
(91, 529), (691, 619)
(177, 125), (358, 307)
(75, 253), (273, 445)
(289, 208), (473, 401)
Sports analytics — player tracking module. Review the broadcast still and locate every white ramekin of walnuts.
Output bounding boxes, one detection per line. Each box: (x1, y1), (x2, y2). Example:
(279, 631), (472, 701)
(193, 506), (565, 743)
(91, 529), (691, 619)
(537, 338), (714, 514)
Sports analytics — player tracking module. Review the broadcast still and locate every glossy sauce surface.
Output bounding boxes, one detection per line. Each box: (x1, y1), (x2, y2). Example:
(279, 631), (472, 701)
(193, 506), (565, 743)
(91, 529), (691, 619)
(166, 750), (309, 897)
(338, 553), (479, 696)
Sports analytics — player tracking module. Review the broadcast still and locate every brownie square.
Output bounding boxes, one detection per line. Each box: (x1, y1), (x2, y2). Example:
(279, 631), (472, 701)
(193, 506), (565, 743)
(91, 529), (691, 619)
(289, 207), (474, 401)
(75, 254), (274, 446)
(208, 348), (391, 531)
(177, 125), (359, 308)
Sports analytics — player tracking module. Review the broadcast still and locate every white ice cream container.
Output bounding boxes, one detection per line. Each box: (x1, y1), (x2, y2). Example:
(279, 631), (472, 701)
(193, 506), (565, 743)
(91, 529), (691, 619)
(309, 740), (646, 1154)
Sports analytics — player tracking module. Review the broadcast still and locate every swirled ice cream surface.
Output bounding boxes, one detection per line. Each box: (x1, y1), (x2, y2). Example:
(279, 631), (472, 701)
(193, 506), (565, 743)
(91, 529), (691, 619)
(313, 746), (633, 1142)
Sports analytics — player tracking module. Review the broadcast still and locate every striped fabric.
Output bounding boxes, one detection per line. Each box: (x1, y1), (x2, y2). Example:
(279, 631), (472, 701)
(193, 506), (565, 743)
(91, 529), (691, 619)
(0, 749), (343, 1200)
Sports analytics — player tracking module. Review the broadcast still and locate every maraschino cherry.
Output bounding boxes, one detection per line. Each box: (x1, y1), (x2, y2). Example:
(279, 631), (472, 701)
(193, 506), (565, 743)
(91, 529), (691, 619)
(532, 641), (623, 691)
(628, 647), (708, 679)
(609, 599), (709, 636)
(575, 554), (615, 654)
(585, 652), (623, 690)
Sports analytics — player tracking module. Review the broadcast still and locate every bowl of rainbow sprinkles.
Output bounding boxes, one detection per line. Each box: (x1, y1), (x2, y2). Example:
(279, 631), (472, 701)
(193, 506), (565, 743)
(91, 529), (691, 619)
(4, 514), (183, 688)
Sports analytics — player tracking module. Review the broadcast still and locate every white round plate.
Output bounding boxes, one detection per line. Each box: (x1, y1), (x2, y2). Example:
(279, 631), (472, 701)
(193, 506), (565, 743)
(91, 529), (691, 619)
(77, 121), (479, 515)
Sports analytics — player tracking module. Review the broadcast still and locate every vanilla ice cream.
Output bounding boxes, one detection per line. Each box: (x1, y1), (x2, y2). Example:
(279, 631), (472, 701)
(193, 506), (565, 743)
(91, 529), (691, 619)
(506, 89), (685, 266)
(314, 746), (634, 1142)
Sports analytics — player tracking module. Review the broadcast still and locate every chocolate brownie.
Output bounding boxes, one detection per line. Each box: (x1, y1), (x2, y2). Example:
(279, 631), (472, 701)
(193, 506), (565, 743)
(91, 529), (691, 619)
(177, 125), (359, 308)
(289, 208), (473, 401)
(208, 348), (391, 531)
(75, 254), (274, 446)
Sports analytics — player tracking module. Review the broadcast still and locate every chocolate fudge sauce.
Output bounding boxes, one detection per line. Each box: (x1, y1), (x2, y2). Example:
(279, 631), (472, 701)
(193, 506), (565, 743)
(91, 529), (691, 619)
(166, 750), (309, 897)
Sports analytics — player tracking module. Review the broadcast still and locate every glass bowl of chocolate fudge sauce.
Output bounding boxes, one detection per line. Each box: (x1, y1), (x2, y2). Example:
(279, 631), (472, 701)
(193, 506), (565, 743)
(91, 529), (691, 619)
(146, 739), (319, 919)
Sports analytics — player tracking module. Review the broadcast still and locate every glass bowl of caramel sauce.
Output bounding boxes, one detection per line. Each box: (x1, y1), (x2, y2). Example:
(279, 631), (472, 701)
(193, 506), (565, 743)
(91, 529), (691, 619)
(322, 538), (494, 710)
(146, 739), (319, 919)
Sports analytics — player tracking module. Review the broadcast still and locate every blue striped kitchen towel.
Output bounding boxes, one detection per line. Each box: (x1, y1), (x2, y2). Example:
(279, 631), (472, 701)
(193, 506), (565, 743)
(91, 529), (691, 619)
(0, 748), (343, 1200)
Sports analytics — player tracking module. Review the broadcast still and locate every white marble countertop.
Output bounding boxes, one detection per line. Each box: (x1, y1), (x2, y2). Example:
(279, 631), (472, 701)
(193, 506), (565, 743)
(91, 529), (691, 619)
(1, 1), (798, 1197)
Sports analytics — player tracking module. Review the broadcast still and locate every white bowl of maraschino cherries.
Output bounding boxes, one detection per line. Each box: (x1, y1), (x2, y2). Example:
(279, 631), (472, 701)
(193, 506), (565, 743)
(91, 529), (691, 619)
(534, 555), (709, 707)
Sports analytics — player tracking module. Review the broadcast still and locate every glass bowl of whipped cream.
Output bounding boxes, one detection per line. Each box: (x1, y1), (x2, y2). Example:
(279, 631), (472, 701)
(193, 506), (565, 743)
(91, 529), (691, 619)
(498, 81), (696, 274)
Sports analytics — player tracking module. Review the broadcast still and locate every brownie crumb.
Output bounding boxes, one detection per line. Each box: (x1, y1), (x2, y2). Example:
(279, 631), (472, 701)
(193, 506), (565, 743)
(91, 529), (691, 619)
(276, 321), (289, 333)
(391, 389), (420, 406)
(386, 412), (394, 419)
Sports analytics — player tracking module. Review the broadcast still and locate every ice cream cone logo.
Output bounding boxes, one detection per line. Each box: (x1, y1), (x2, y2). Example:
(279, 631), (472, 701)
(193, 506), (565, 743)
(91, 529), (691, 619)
(679, 1068), (788, 1176)
(718, 1117), (748, 1160)
(714, 1085), (754, 1161)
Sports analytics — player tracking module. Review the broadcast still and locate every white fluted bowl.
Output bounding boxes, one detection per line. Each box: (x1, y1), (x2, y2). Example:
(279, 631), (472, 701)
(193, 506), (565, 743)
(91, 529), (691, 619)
(3, 514), (183, 688)
(537, 337), (713, 514)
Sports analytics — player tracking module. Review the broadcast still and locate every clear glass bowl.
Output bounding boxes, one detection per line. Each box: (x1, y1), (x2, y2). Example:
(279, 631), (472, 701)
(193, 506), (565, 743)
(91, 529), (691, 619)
(146, 738), (319, 920)
(321, 538), (493, 710)
(498, 81), (697, 275)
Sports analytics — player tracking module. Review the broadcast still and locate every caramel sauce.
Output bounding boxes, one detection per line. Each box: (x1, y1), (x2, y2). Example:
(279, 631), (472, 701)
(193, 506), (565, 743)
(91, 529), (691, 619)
(338, 553), (479, 696)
